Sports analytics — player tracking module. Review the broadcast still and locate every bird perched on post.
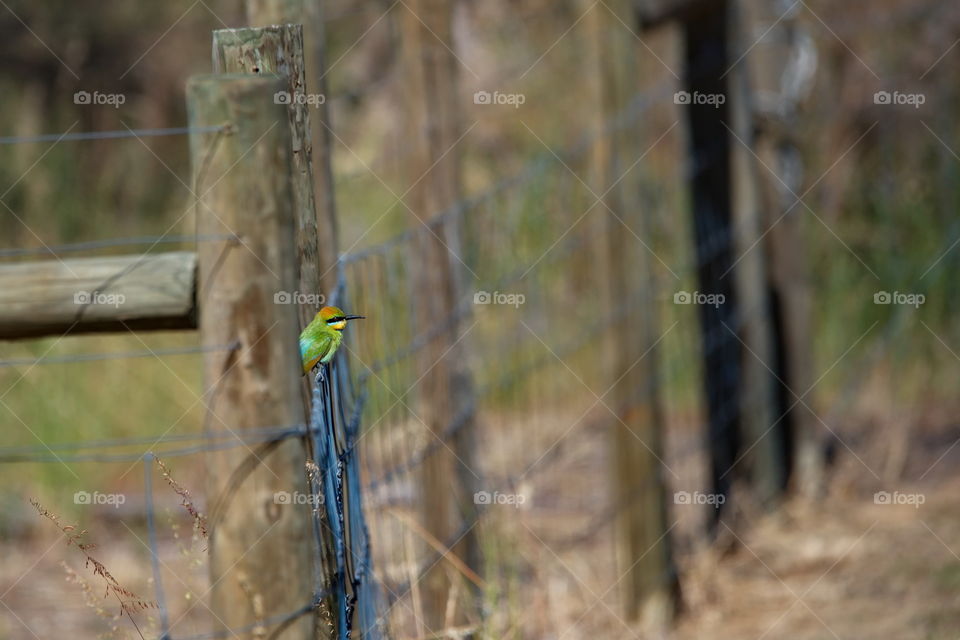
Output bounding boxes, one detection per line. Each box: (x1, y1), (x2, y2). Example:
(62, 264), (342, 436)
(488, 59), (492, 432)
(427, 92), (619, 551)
(300, 305), (365, 382)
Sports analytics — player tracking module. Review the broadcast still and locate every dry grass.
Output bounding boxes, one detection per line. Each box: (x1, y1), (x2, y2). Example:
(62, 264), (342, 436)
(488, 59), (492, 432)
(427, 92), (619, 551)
(155, 456), (208, 541)
(30, 499), (156, 639)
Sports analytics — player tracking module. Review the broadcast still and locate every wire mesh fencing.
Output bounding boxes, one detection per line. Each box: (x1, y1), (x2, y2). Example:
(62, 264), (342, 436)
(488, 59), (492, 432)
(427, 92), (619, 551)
(332, 73), (741, 635)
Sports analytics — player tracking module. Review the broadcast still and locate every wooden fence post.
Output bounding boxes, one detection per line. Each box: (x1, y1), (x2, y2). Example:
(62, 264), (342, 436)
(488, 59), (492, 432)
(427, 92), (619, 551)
(399, 0), (479, 631)
(213, 25), (327, 328)
(210, 27), (342, 638)
(588, 0), (679, 628)
(188, 73), (318, 639)
(245, 0), (340, 297)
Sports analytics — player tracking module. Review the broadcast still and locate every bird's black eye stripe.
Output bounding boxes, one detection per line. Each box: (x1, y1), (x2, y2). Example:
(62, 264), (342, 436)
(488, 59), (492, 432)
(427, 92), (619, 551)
(326, 316), (346, 324)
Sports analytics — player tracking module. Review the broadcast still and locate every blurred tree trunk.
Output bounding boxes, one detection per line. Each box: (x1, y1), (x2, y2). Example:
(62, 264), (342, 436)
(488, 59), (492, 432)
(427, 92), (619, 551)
(679, 1), (743, 531)
(727, 0), (787, 506)
(742, 0), (822, 498)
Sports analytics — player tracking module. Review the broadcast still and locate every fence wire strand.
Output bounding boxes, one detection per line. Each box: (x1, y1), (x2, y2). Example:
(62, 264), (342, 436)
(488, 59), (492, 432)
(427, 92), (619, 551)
(0, 125), (225, 146)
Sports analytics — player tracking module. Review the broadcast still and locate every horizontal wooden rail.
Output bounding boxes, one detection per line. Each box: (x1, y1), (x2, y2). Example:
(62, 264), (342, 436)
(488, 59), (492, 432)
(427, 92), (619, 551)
(637, 0), (719, 30)
(0, 251), (196, 340)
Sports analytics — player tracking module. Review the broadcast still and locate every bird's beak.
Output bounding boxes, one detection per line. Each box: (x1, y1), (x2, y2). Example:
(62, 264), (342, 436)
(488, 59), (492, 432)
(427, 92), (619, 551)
(343, 315), (365, 321)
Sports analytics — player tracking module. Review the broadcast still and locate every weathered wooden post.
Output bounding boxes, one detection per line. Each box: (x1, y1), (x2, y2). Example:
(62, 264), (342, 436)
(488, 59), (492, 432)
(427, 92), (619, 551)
(399, 0), (479, 631)
(211, 24), (343, 637)
(188, 73), (318, 639)
(587, 0), (680, 628)
(213, 25), (327, 328)
(246, 0), (340, 297)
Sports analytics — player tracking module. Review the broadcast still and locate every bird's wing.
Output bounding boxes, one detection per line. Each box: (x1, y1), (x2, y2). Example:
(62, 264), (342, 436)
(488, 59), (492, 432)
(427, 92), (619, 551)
(300, 333), (333, 374)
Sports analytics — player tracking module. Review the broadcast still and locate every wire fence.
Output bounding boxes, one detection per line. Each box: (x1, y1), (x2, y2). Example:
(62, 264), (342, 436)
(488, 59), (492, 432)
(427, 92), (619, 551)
(0, 74), (706, 637)
(334, 65), (725, 631)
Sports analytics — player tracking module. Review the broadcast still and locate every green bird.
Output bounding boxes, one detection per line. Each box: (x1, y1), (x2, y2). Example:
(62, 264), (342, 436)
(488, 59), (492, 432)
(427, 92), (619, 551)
(299, 305), (365, 381)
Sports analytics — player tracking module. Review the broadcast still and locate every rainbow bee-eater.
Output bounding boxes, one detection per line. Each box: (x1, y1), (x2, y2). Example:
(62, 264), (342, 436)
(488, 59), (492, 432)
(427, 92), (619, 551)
(300, 305), (365, 382)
